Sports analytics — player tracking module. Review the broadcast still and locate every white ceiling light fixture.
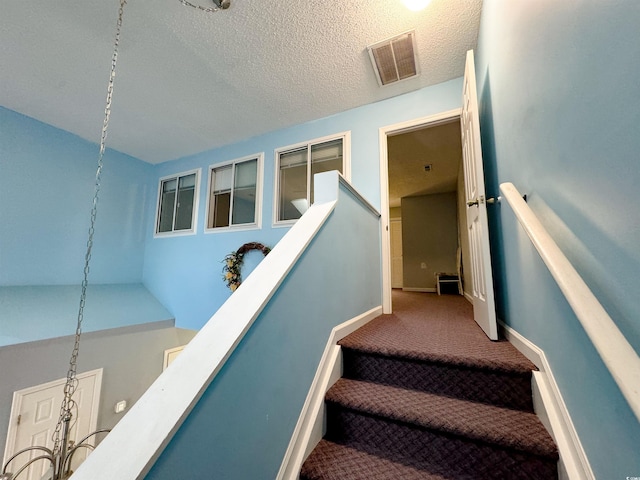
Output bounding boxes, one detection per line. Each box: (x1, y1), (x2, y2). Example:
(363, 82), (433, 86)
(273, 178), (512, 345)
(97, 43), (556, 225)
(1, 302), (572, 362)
(367, 30), (419, 86)
(401, 0), (431, 11)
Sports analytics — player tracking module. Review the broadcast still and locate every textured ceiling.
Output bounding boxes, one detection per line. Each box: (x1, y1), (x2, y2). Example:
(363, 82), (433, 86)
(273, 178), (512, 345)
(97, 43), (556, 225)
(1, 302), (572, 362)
(0, 0), (482, 163)
(388, 120), (462, 208)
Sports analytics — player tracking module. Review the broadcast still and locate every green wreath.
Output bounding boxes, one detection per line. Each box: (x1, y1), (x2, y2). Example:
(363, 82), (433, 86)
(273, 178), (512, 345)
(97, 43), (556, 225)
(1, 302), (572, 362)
(222, 242), (271, 292)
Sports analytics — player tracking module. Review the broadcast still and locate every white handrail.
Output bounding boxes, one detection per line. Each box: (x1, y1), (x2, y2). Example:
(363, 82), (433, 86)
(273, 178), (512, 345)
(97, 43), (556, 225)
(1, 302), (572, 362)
(500, 182), (640, 423)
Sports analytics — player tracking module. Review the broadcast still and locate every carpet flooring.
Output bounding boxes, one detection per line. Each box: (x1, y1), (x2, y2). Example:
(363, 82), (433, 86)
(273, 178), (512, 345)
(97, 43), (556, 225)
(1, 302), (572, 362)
(300, 291), (558, 479)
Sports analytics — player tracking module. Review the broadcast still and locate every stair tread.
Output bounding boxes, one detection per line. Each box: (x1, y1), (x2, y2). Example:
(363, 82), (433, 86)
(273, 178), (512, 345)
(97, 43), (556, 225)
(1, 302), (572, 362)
(339, 311), (536, 374)
(326, 378), (558, 458)
(340, 342), (534, 375)
(301, 440), (456, 480)
(342, 349), (535, 411)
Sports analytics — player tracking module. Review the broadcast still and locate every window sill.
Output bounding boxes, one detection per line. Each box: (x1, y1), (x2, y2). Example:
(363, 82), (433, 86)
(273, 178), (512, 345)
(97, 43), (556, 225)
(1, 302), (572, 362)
(204, 224), (261, 234)
(154, 229), (197, 239)
(272, 220), (297, 229)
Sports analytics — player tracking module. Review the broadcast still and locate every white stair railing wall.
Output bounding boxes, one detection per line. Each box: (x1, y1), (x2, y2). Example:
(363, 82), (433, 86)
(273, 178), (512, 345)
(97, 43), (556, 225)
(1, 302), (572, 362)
(70, 171), (382, 480)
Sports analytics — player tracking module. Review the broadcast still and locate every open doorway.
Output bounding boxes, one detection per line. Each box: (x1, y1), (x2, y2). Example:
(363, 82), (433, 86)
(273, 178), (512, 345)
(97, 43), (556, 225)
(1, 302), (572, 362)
(379, 109), (472, 313)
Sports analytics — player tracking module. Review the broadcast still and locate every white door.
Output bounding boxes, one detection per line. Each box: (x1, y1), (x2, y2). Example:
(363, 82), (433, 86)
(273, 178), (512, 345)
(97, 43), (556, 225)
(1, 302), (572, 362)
(3, 369), (102, 480)
(461, 50), (498, 340)
(390, 219), (403, 289)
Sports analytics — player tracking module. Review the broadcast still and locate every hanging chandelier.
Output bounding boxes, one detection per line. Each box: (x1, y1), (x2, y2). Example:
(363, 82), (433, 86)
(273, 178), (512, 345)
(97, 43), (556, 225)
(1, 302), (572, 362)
(1, 1), (229, 479)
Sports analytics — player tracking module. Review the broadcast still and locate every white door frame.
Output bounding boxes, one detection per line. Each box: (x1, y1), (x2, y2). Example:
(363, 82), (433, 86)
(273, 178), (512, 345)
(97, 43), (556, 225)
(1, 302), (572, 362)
(3, 368), (103, 470)
(389, 218), (403, 289)
(379, 109), (462, 314)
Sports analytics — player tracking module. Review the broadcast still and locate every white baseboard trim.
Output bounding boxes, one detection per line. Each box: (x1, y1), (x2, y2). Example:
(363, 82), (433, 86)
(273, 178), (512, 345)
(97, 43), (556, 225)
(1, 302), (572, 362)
(463, 291), (473, 304)
(276, 305), (382, 480)
(402, 287), (436, 293)
(499, 321), (595, 480)
(498, 320), (543, 368)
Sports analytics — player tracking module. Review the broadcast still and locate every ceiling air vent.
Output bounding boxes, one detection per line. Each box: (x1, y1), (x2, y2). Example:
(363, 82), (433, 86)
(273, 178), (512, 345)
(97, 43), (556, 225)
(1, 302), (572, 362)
(367, 31), (419, 86)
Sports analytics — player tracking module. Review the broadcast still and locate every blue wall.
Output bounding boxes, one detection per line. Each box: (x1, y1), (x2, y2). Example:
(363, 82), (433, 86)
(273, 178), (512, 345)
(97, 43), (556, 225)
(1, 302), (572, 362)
(143, 79), (463, 330)
(0, 107), (152, 285)
(2, 80), (462, 338)
(0, 284), (172, 346)
(146, 178), (381, 480)
(0, 108), (169, 341)
(475, 1), (640, 477)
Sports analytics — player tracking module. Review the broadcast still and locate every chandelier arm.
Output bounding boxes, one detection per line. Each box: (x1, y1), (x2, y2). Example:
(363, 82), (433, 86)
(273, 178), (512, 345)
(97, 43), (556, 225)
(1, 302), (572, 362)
(62, 445), (95, 476)
(5, 455), (55, 480)
(2, 446), (54, 473)
(68, 429), (112, 450)
(62, 429), (112, 474)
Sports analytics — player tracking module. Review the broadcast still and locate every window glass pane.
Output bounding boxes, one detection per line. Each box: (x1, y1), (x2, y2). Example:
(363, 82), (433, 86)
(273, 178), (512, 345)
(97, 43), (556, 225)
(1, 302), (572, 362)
(158, 179), (177, 233)
(234, 159), (257, 189)
(212, 192), (231, 227)
(174, 173), (195, 231)
(279, 148), (307, 168)
(279, 149), (308, 221)
(310, 139), (343, 204)
(208, 166), (231, 228)
(213, 166), (232, 192)
(163, 179), (177, 193)
(231, 159), (257, 225)
(179, 174), (196, 189)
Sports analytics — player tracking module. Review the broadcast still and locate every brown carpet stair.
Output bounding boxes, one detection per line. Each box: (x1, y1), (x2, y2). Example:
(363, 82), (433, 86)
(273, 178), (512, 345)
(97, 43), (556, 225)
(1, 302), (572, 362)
(300, 292), (558, 480)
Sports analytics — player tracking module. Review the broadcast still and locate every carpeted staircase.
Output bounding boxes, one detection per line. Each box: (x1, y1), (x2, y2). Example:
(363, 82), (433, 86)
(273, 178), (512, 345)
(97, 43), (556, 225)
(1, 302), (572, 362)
(300, 292), (558, 479)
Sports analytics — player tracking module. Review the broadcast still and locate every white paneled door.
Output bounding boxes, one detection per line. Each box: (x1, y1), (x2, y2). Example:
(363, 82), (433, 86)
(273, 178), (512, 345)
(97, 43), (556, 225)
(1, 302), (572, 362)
(461, 50), (498, 340)
(3, 369), (102, 480)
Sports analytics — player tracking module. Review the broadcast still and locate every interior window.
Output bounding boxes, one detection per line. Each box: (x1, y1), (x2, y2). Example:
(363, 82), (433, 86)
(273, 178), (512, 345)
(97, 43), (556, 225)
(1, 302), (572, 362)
(207, 156), (261, 231)
(275, 135), (347, 224)
(156, 170), (199, 235)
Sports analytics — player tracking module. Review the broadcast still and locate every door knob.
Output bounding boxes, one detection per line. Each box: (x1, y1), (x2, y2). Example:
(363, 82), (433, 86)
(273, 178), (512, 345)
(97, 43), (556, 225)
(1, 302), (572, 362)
(467, 199), (479, 207)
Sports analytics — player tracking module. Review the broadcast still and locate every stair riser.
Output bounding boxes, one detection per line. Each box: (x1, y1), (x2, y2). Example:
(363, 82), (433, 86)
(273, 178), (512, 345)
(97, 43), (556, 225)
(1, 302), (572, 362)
(325, 406), (558, 480)
(342, 349), (534, 411)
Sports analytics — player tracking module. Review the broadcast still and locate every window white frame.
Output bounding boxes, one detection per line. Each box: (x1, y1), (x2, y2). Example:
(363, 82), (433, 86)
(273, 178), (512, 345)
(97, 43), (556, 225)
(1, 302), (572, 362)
(154, 168), (201, 238)
(205, 153), (264, 233)
(273, 131), (351, 227)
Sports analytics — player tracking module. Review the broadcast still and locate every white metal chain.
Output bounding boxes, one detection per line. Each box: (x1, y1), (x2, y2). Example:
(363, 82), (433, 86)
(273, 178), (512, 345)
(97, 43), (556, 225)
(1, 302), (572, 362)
(51, 0), (128, 455)
(50, 0), (222, 458)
